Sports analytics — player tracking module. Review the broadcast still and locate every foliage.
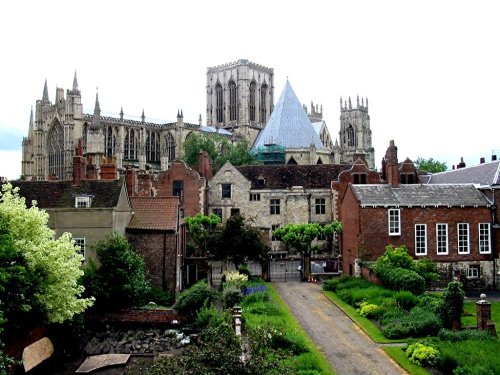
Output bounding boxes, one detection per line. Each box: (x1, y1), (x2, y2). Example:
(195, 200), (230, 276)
(405, 342), (439, 367)
(218, 215), (268, 266)
(223, 270), (248, 288)
(83, 233), (151, 311)
(372, 245), (437, 295)
(416, 293), (443, 314)
(183, 132), (258, 173)
(415, 157), (448, 173)
(174, 280), (219, 321)
(357, 302), (383, 319)
(0, 183), (93, 324)
(440, 281), (464, 330)
(272, 223), (322, 256)
(149, 286), (175, 307)
(184, 213), (222, 257)
(196, 305), (232, 329)
(437, 328), (495, 342)
(381, 306), (442, 339)
(222, 284), (244, 308)
(435, 339), (500, 374)
(394, 291), (418, 311)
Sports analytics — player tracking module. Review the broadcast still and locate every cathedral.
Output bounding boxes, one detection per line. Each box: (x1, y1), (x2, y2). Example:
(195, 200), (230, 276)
(21, 59), (375, 181)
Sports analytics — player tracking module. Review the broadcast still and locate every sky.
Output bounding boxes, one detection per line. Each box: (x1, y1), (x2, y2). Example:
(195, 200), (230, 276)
(1, 0), (499, 180)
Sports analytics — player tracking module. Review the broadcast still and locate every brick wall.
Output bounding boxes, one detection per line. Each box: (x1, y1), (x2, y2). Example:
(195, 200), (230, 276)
(127, 230), (177, 293)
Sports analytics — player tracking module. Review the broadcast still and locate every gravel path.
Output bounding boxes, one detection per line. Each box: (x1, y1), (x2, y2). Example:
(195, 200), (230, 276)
(273, 282), (407, 375)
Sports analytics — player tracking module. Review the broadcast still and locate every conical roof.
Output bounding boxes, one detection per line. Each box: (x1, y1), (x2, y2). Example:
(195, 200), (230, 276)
(253, 81), (325, 149)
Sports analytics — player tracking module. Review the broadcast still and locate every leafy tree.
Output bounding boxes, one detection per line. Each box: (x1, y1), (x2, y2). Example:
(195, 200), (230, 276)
(184, 213), (222, 257)
(83, 233), (151, 311)
(183, 133), (257, 172)
(440, 281), (464, 330)
(0, 184), (94, 324)
(173, 280), (219, 321)
(273, 223), (322, 280)
(415, 157), (447, 173)
(218, 215), (268, 268)
(322, 221), (343, 253)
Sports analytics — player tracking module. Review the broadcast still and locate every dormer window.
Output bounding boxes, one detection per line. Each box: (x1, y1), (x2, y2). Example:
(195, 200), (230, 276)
(257, 176), (265, 188)
(75, 196), (91, 208)
(353, 173), (367, 184)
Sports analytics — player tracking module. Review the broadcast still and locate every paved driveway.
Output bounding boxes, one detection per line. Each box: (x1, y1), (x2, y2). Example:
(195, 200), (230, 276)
(273, 282), (407, 375)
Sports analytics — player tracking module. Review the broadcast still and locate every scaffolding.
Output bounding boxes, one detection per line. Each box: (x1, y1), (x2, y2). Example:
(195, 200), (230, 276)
(253, 144), (286, 165)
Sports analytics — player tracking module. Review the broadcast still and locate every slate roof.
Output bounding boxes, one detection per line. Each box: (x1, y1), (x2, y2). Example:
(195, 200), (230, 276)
(252, 81), (326, 150)
(425, 160), (500, 187)
(128, 197), (178, 231)
(236, 164), (351, 189)
(10, 178), (125, 208)
(351, 184), (491, 207)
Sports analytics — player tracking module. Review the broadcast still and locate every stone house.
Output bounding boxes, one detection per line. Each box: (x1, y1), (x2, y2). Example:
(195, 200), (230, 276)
(11, 176), (131, 262)
(126, 196), (181, 293)
(208, 161), (350, 253)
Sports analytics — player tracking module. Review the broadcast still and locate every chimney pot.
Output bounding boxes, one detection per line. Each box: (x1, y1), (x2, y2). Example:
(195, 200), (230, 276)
(480, 157), (485, 164)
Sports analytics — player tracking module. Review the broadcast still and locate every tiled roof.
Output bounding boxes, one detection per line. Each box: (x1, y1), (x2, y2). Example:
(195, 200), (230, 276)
(128, 197), (178, 231)
(10, 178), (124, 208)
(426, 160), (500, 187)
(252, 81), (326, 150)
(236, 164), (351, 189)
(351, 184), (491, 207)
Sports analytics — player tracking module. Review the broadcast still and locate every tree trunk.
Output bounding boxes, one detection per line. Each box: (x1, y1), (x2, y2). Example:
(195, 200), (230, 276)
(303, 254), (311, 281)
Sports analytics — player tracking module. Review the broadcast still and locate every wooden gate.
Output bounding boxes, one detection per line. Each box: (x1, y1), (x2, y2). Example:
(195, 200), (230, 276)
(269, 259), (301, 282)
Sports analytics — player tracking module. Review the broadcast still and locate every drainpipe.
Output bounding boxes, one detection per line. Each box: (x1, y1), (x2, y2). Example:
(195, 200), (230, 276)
(491, 187), (498, 290)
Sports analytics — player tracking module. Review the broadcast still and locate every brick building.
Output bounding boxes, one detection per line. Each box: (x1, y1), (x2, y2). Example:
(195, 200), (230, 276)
(127, 196), (181, 293)
(340, 141), (497, 288)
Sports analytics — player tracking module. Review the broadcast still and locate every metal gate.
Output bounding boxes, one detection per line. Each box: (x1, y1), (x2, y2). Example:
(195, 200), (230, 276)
(269, 260), (301, 282)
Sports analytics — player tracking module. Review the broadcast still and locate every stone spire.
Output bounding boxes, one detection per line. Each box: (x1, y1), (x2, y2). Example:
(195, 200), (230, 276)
(92, 91), (101, 128)
(42, 80), (49, 102)
(73, 71), (79, 92)
(29, 106), (34, 133)
(141, 109), (145, 123)
(120, 106), (124, 120)
(199, 113), (202, 126)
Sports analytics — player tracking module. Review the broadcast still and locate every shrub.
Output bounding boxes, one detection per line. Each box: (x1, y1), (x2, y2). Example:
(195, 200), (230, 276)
(196, 304), (232, 328)
(149, 286), (174, 307)
(357, 302), (383, 319)
(376, 267), (426, 295)
(405, 342), (439, 367)
(174, 280), (219, 321)
(394, 291), (418, 311)
(223, 270), (248, 289)
(413, 257), (438, 288)
(375, 245), (414, 269)
(454, 364), (495, 375)
(243, 300), (281, 316)
(416, 293), (442, 314)
(437, 328), (496, 342)
(381, 306), (441, 338)
(436, 340), (500, 374)
(440, 281), (464, 329)
(222, 284), (244, 308)
(238, 264), (252, 278)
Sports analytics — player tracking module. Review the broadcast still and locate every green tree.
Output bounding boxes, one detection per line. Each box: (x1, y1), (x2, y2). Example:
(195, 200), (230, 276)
(440, 280), (464, 330)
(83, 233), (151, 311)
(219, 215), (268, 268)
(273, 223), (322, 280)
(0, 184), (94, 324)
(322, 221), (343, 253)
(184, 213), (222, 257)
(415, 157), (447, 173)
(183, 132), (218, 166)
(216, 140), (257, 169)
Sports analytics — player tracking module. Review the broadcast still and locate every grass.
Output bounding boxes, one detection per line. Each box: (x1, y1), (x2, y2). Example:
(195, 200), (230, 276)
(322, 290), (405, 344)
(244, 283), (336, 375)
(383, 347), (431, 375)
(462, 300), (500, 336)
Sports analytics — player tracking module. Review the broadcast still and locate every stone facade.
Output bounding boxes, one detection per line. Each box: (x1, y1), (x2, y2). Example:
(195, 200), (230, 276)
(206, 59), (274, 144)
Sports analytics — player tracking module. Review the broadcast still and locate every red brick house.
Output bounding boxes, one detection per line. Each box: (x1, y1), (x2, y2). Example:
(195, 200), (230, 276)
(127, 196), (181, 293)
(340, 141), (496, 288)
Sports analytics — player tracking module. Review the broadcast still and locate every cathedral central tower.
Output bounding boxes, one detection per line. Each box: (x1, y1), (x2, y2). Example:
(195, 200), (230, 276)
(206, 59), (274, 144)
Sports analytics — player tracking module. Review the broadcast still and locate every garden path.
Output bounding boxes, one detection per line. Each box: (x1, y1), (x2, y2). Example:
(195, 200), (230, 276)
(273, 282), (407, 375)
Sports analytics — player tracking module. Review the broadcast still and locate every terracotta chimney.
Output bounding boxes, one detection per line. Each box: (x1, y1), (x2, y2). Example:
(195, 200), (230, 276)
(72, 139), (86, 186)
(126, 168), (137, 197)
(137, 173), (153, 197)
(100, 162), (118, 180)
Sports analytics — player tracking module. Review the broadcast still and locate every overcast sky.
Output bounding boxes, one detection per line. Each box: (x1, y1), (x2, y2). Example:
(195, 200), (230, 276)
(1, 0), (499, 180)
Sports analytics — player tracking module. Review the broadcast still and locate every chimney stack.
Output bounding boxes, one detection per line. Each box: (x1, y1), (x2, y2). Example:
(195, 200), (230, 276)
(480, 157), (485, 164)
(72, 139), (86, 186)
(457, 157), (466, 169)
(493, 155), (497, 161)
(384, 140), (399, 187)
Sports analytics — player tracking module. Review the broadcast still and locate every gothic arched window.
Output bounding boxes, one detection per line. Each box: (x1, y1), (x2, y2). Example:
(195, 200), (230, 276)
(106, 126), (116, 158)
(48, 122), (65, 180)
(347, 125), (356, 147)
(166, 132), (175, 161)
(216, 83), (223, 123)
(249, 81), (256, 122)
(260, 84), (268, 122)
(124, 128), (137, 160)
(146, 131), (160, 162)
(229, 80), (237, 122)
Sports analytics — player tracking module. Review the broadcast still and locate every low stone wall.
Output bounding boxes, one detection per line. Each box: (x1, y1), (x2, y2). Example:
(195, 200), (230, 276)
(88, 308), (184, 327)
(360, 266), (382, 285)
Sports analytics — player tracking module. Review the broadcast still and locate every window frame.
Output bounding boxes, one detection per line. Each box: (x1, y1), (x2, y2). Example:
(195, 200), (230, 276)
(212, 208), (222, 221)
(270, 198), (281, 215)
(221, 183), (231, 199)
(75, 196), (91, 208)
(467, 265), (480, 279)
(436, 223), (449, 255)
(415, 223), (427, 256)
(315, 198), (326, 215)
(74, 237), (85, 258)
(271, 224), (281, 241)
(479, 223), (491, 254)
(457, 223), (470, 254)
(173, 180), (184, 199)
(249, 193), (261, 201)
(388, 208), (401, 236)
